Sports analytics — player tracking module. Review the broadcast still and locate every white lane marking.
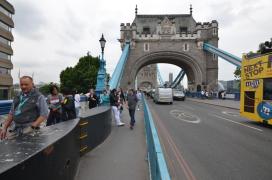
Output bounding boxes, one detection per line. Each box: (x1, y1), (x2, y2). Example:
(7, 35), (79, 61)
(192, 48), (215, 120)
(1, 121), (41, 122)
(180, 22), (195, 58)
(178, 115), (201, 124)
(170, 110), (201, 124)
(221, 111), (240, 117)
(213, 115), (263, 132)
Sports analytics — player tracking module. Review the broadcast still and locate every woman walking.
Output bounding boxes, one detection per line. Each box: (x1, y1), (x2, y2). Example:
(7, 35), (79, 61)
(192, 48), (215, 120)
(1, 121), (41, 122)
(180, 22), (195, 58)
(117, 88), (125, 114)
(46, 85), (63, 126)
(110, 89), (125, 126)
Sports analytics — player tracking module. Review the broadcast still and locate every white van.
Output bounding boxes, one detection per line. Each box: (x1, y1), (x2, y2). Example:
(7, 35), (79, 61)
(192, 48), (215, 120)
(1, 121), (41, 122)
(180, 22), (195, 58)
(153, 87), (173, 104)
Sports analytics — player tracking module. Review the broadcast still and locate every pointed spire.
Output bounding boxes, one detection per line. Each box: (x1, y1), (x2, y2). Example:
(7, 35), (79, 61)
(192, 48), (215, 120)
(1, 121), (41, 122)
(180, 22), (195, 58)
(190, 4), (193, 15)
(135, 4), (138, 16)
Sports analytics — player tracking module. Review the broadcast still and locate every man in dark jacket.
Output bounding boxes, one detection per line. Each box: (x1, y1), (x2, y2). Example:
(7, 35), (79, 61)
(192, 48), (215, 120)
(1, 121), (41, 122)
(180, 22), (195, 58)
(127, 89), (138, 129)
(0, 76), (48, 139)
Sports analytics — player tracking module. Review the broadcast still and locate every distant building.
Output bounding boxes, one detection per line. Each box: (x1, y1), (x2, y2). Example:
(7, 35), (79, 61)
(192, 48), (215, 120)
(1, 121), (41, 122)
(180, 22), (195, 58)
(226, 80), (240, 93)
(219, 80), (240, 93)
(0, 0), (14, 100)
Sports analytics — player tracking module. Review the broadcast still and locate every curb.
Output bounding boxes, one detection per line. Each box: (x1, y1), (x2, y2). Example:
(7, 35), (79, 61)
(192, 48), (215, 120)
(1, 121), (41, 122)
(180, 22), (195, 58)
(187, 98), (240, 110)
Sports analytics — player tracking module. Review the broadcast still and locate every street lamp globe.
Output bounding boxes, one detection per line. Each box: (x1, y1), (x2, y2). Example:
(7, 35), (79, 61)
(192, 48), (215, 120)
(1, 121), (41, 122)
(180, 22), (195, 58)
(99, 34), (106, 54)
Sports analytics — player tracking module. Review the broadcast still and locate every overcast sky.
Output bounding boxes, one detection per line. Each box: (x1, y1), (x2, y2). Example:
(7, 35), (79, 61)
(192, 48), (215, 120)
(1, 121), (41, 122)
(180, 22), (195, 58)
(9, 0), (272, 86)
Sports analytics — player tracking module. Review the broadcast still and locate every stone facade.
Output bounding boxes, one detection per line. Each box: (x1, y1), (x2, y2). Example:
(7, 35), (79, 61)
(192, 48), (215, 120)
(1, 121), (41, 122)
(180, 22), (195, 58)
(0, 0), (14, 100)
(119, 8), (218, 92)
(137, 64), (157, 91)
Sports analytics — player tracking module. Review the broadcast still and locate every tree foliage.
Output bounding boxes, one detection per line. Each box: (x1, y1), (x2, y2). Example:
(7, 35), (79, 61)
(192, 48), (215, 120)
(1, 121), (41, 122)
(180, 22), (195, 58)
(38, 83), (60, 96)
(39, 83), (51, 96)
(234, 67), (241, 79)
(60, 55), (100, 93)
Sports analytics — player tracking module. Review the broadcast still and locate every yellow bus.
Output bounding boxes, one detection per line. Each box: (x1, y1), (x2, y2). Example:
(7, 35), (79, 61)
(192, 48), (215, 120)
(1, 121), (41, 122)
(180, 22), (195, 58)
(240, 52), (272, 125)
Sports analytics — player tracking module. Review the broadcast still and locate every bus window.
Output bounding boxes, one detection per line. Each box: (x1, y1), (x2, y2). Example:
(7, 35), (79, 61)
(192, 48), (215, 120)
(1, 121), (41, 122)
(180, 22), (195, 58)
(263, 78), (272, 100)
(244, 91), (255, 113)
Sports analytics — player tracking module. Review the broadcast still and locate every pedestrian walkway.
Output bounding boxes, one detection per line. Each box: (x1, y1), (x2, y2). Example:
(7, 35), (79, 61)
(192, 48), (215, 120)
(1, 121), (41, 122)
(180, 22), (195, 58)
(187, 98), (240, 110)
(76, 107), (149, 180)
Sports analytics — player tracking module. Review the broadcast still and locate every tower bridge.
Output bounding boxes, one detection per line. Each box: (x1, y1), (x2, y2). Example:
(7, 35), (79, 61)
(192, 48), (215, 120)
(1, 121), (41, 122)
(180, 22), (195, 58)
(2, 4), (272, 180)
(118, 6), (219, 92)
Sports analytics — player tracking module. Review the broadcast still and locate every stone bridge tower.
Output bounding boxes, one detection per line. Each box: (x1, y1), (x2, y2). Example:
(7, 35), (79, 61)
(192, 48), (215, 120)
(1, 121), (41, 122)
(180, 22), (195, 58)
(119, 6), (219, 92)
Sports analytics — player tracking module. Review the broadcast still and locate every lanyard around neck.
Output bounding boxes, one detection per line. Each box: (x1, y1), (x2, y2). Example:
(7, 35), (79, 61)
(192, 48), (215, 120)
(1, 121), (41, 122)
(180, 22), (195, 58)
(15, 95), (29, 116)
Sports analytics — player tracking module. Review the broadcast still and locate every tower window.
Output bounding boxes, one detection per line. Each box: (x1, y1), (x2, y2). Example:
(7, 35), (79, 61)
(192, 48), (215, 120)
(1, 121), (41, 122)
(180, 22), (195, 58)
(213, 28), (217, 35)
(144, 43), (149, 52)
(180, 27), (188, 33)
(183, 43), (189, 51)
(143, 27), (150, 34)
(213, 54), (217, 60)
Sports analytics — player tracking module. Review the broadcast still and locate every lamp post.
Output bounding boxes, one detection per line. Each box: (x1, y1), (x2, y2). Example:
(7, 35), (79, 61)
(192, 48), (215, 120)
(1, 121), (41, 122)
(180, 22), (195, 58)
(99, 34), (106, 58)
(95, 34), (107, 96)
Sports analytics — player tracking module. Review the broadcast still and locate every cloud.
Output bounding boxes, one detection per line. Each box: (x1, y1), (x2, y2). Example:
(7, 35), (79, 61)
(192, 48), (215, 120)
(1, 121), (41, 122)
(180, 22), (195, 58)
(208, 0), (266, 28)
(13, 1), (47, 40)
(14, 60), (41, 68)
(55, 49), (81, 59)
(54, 6), (87, 43)
(208, 3), (236, 27)
(10, 0), (272, 85)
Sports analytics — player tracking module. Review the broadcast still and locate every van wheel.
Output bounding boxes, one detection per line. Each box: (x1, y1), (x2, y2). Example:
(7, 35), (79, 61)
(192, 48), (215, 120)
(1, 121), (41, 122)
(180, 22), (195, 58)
(170, 102), (173, 105)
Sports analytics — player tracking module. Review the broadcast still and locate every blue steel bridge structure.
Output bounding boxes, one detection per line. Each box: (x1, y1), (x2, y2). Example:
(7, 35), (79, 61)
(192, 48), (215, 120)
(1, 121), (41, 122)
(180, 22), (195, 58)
(169, 42), (242, 88)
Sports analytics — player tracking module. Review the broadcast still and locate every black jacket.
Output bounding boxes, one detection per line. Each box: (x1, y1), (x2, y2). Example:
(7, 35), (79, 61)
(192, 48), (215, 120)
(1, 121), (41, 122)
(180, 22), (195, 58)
(62, 95), (76, 121)
(88, 94), (98, 109)
(109, 93), (118, 106)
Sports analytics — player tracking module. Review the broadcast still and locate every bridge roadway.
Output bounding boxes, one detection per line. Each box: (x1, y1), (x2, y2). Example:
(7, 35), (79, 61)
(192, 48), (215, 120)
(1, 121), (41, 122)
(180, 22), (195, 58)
(147, 98), (272, 180)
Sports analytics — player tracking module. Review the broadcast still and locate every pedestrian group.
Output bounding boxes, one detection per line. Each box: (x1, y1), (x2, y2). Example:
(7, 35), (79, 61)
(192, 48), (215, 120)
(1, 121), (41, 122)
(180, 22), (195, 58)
(0, 75), (142, 140)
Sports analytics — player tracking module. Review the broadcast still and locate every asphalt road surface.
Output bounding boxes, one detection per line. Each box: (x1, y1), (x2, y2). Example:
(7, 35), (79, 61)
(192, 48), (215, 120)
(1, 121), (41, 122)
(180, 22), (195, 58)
(148, 99), (272, 180)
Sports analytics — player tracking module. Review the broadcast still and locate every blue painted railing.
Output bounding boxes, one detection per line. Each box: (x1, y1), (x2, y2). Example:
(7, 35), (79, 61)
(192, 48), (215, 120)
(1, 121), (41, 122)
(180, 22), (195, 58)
(203, 43), (241, 67)
(109, 43), (130, 89)
(171, 69), (185, 88)
(0, 100), (12, 115)
(142, 95), (171, 180)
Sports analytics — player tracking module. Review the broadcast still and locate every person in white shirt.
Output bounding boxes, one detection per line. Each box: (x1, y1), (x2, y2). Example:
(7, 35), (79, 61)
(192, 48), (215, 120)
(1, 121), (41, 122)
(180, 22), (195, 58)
(136, 90), (142, 110)
(74, 90), (81, 118)
(201, 90), (205, 99)
(205, 91), (209, 99)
